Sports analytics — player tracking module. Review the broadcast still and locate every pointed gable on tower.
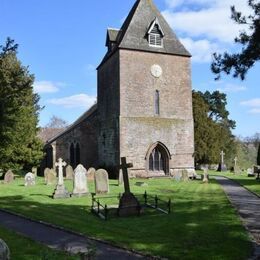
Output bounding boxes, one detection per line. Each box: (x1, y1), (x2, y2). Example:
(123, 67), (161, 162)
(105, 0), (190, 57)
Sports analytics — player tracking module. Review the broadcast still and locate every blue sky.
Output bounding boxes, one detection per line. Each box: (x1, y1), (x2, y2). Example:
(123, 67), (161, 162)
(1, 0), (259, 137)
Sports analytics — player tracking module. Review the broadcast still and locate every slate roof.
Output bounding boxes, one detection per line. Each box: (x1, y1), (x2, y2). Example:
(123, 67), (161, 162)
(99, 0), (190, 68)
(45, 103), (98, 145)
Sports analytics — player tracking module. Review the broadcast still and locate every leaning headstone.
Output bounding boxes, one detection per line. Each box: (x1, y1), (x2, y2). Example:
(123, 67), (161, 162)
(4, 170), (14, 184)
(94, 169), (109, 194)
(44, 168), (50, 182)
(72, 164), (88, 197)
(87, 167), (95, 181)
(0, 239), (10, 260)
(46, 169), (57, 185)
(24, 172), (36, 186)
(181, 170), (189, 181)
(66, 165), (74, 180)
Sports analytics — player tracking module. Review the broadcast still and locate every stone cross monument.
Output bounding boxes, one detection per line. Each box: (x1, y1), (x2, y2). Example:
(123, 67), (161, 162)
(52, 158), (70, 199)
(118, 157), (141, 217)
(234, 156), (237, 168)
(217, 150), (227, 172)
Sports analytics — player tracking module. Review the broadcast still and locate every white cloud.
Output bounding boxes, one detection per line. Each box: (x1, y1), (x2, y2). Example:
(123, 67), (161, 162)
(34, 81), (59, 94)
(241, 98), (260, 114)
(47, 94), (96, 109)
(180, 37), (222, 62)
(241, 98), (260, 107)
(217, 83), (247, 93)
(162, 0), (250, 64)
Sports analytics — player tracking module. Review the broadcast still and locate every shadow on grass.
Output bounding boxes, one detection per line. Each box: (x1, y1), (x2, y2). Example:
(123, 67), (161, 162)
(0, 192), (253, 260)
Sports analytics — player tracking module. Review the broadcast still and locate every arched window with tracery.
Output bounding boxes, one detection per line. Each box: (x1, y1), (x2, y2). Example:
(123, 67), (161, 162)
(75, 143), (80, 166)
(147, 142), (170, 174)
(70, 143), (75, 168)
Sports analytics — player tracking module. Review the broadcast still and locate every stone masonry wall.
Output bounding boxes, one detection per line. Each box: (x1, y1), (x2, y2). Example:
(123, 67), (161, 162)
(119, 49), (194, 176)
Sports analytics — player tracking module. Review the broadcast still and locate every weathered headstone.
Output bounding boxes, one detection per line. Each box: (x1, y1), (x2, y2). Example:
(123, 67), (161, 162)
(94, 169), (109, 194)
(118, 157), (141, 217)
(32, 167), (37, 177)
(46, 169), (56, 185)
(217, 150), (227, 172)
(4, 170), (14, 184)
(202, 169), (209, 183)
(0, 239), (10, 260)
(52, 158), (70, 199)
(72, 164), (88, 197)
(181, 170), (189, 181)
(44, 168), (50, 182)
(24, 172), (36, 186)
(65, 165), (74, 180)
(87, 167), (95, 181)
(118, 169), (124, 186)
(247, 168), (254, 177)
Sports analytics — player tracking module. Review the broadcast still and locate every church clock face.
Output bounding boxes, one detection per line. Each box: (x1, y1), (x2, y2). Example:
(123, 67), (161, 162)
(151, 64), (162, 78)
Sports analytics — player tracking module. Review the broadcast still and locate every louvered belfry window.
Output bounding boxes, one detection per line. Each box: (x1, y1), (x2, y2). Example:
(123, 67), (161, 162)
(149, 24), (163, 47)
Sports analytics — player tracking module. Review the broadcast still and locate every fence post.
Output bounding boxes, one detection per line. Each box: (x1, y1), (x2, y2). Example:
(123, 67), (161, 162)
(144, 191), (147, 204)
(168, 199), (171, 214)
(97, 199), (100, 214)
(105, 204), (108, 220)
(155, 195), (158, 208)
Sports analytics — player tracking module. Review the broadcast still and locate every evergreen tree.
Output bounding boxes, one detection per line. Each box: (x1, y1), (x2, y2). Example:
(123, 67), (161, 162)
(211, 0), (260, 80)
(192, 90), (236, 166)
(0, 38), (44, 171)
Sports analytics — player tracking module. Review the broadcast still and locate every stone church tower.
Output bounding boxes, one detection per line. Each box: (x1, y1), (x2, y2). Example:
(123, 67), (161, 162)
(42, 0), (195, 178)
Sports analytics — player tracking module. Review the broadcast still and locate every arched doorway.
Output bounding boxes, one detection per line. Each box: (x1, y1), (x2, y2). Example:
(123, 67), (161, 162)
(146, 142), (170, 175)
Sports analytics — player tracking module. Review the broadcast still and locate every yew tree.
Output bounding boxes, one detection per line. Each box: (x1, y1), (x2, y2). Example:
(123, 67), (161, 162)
(0, 38), (43, 172)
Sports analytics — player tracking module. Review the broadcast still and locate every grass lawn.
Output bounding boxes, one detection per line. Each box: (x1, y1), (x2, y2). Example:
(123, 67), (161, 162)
(0, 225), (77, 260)
(207, 170), (260, 196)
(0, 176), (252, 260)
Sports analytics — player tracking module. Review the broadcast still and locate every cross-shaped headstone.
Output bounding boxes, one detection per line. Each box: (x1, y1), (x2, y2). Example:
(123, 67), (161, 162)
(120, 157), (133, 194)
(55, 158), (67, 185)
(234, 156), (238, 168)
(220, 151), (225, 164)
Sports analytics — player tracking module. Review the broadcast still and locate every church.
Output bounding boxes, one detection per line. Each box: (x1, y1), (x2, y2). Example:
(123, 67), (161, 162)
(42, 0), (195, 178)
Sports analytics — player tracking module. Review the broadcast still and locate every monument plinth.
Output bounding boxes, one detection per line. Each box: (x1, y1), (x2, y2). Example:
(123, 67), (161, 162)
(118, 157), (141, 217)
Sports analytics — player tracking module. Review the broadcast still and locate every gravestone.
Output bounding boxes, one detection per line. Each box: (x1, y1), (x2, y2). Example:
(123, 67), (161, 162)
(94, 169), (109, 194)
(181, 170), (189, 181)
(173, 171), (182, 181)
(72, 164), (89, 197)
(254, 166), (260, 179)
(46, 169), (56, 185)
(24, 172), (36, 186)
(0, 239), (10, 260)
(202, 169), (209, 183)
(87, 167), (95, 181)
(66, 165), (74, 180)
(52, 158), (70, 199)
(44, 168), (50, 182)
(4, 170), (14, 184)
(32, 167), (37, 177)
(247, 168), (254, 177)
(118, 157), (140, 217)
(217, 150), (227, 172)
(118, 169), (124, 186)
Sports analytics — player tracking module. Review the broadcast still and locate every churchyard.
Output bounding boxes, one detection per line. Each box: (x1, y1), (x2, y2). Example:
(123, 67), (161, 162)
(0, 167), (254, 259)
